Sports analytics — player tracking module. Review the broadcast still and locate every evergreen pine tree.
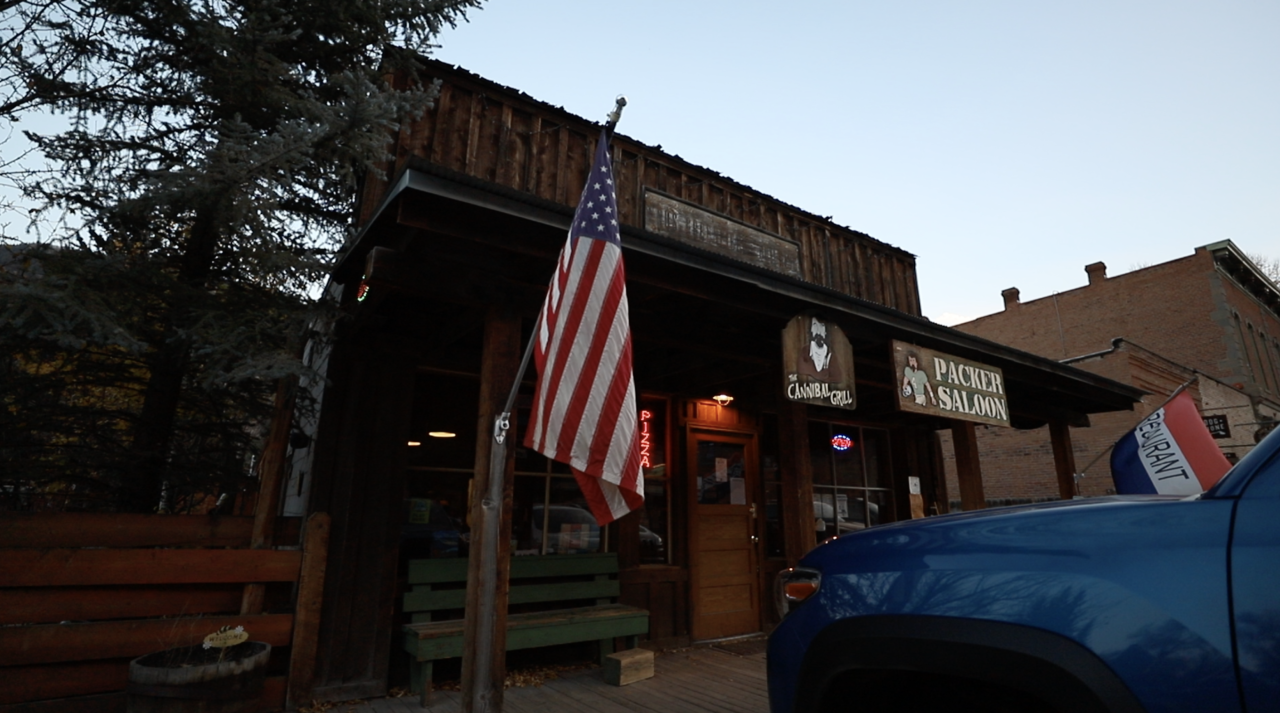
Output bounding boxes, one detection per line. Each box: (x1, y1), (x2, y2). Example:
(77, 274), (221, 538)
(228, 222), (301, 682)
(1, 0), (481, 511)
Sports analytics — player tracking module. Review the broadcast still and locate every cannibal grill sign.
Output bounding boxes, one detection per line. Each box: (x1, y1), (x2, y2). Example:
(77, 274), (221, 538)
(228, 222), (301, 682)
(782, 314), (856, 410)
(892, 341), (1010, 427)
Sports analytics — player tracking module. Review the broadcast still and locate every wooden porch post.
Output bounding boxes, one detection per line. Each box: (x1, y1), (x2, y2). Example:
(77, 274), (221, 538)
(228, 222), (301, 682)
(286, 512), (331, 710)
(240, 374), (299, 615)
(777, 401), (816, 565)
(951, 420), (985, 511)
(930, 429), (951, 514)
(1050, 421), (1078, 500)
(461, 306), (521, 713)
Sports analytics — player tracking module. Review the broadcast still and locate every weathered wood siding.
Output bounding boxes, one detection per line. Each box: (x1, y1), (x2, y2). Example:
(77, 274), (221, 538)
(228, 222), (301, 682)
(363, 62), (922, 316)
(304, 333), (416, 702)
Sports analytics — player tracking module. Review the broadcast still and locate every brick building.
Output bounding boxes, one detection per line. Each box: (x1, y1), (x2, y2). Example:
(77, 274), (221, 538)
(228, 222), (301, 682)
(941, 241), (1280, 503)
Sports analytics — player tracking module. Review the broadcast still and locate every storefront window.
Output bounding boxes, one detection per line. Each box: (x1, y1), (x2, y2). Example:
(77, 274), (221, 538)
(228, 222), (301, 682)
(809, 422), (895, 535)
(638, 397), (672, 564)
(404, 372), (479, 560)
(760, 413), (785, 559)
(513, 413), (600, 556)
(405, 374), (672, 561)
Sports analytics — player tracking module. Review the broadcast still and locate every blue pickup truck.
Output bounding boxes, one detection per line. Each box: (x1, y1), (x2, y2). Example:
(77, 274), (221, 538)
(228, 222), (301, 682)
(768, 427), (1279, 713)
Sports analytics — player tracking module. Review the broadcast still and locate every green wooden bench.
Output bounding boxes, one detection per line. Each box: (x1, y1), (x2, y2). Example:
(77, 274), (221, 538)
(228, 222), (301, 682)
(401, 552), (649, 705)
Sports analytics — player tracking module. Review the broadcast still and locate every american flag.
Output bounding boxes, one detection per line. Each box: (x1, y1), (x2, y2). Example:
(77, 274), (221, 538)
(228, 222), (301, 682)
(524, 130), (644, 525)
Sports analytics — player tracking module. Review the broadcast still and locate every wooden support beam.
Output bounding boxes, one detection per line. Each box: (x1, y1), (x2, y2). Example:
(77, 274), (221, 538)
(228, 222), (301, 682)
(460, 306), (522, 713)
(1050, 421), (1079, 500)
(287, 512), (332, 711)
(251, 375), (298, 550)
(242, 374), (299, 615)
(952, 420), (986, 511)
(777, 400), (816, 565)
(930, 430), (951, 514)
(616, 511), (641, 571)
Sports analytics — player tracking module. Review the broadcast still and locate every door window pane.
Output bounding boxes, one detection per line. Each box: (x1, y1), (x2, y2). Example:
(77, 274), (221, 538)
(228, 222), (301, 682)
(696, 441), (745, 505)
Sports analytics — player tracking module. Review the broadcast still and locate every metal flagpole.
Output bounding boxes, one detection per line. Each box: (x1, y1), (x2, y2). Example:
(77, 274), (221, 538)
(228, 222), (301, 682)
(1075, 373), (1199, 483)
(463, 97), (627, 713)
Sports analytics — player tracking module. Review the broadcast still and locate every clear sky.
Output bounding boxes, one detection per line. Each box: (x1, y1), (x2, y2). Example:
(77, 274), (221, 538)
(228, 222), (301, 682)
(430, 0), (1279, 325)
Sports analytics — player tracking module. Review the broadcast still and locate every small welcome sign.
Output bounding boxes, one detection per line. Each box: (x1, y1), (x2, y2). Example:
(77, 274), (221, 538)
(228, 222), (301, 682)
(892, 341), (1010, 427)
(782, 314), (855, 410)
(203, 625), (249, 650)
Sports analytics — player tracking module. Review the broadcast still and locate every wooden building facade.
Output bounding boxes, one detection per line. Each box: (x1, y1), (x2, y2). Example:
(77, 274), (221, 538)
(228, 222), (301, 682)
(287, 61), (1144, 701)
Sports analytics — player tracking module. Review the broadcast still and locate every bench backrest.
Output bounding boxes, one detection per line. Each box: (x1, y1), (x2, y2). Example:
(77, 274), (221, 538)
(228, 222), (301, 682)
(404, 552), (620, 622)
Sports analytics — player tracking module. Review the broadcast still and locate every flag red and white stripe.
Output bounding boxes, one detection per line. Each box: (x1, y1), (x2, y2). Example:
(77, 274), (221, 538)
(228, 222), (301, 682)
(524, 130), (643, 525)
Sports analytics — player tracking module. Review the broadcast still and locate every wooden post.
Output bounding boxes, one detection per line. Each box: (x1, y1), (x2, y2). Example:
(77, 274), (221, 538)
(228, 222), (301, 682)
(461, 307), (521, 713)
(616, 510), (641, 570)
(286, 512), (331, 711)
(930, 429), (951, 514)
(951, 420), (985, 511)
(1050, 421), (1078, 500)
(241, 374), (298, 615)
(891, 426), (937, 520)
(777, 401), (816, 565)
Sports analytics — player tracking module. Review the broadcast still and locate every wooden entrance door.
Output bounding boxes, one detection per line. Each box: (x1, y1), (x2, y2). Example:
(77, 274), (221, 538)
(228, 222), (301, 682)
(688, 430), (760, 641)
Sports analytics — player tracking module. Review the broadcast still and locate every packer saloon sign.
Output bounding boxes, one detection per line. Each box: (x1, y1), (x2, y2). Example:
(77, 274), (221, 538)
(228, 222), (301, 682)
(892, 341), (1010, 427)
(782, 314), (855, 409)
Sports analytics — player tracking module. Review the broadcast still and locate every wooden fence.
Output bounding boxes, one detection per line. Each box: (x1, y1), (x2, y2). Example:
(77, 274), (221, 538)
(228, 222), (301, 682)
(0, 511), (329, 712)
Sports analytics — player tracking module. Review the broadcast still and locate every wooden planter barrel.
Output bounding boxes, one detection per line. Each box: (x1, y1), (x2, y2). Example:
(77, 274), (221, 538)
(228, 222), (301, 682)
(127, 642), (271, 713)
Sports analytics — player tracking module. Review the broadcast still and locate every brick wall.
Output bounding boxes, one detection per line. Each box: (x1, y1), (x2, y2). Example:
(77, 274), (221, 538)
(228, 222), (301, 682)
(961, 251), (1225, 368)
(937, 241), (1280, 505)
(1217, 267), (1280, 401)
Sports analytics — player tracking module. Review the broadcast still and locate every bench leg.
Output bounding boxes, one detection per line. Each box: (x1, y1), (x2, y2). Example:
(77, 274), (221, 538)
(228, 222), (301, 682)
(625, 635), (639, 650)
(598, 636), (616, 666)
(410, 660), (434, 707)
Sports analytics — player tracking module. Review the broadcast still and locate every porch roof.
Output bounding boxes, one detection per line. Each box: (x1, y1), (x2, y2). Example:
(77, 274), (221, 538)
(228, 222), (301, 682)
(333, 161), (1143, 429)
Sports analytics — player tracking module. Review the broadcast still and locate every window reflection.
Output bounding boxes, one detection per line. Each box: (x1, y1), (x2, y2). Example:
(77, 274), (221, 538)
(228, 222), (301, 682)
(639, 397), (671, 564)
(810, 422), (894, 535)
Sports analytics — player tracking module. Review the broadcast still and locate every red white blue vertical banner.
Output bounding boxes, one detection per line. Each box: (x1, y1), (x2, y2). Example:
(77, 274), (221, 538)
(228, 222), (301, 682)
(524, 130), (644, 525)
(1110, 390), (1231, 495)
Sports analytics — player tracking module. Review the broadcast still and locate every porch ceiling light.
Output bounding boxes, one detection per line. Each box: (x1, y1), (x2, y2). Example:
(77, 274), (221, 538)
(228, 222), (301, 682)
(712, 394), (734, 406)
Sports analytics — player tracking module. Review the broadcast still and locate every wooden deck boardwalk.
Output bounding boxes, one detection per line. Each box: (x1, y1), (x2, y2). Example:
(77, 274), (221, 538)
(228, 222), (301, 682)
(322, 638), (769, 713)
